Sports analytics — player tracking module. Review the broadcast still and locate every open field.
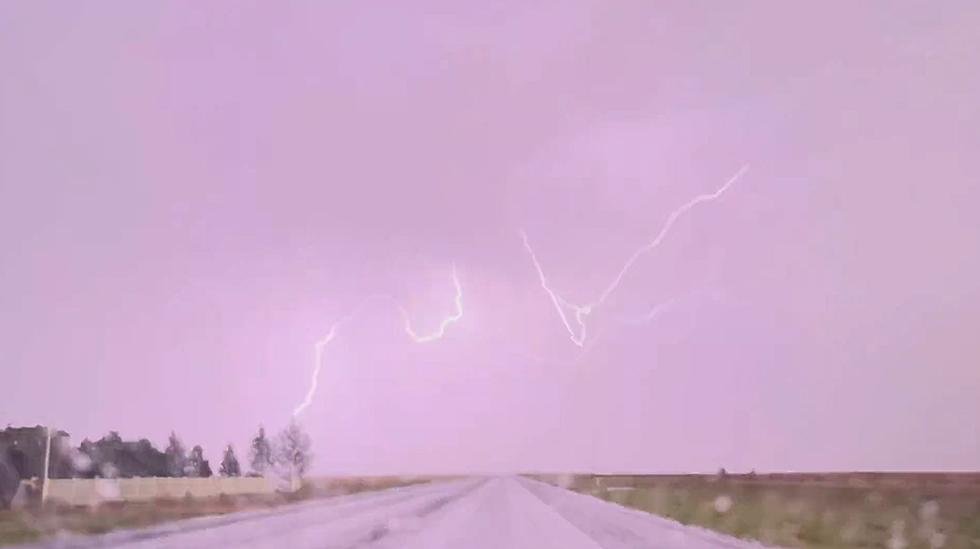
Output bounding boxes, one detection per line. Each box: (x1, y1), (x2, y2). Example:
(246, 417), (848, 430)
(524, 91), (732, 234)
(559, 472), (980, 549)
(0, 476), (430, 547)
(302, 475), (447, 498)
(0, 493), (291, 546)
(4, 473), (977, 547)
(1, 477), (793, 548)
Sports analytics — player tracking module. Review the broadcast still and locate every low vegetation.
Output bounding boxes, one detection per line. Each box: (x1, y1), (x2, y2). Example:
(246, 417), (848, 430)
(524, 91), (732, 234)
(0, 476), (429, 546)
(0, 493), (284, 546)
(567, 473), (980, 549)
(303, 475), (438, 498)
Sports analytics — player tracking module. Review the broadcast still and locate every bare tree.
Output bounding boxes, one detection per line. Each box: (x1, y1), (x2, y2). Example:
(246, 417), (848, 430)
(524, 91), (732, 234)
(164, 431), (187, 478)
(249, 426), (274, 476)
(275, 421), (312, 486)
(219, 444), (241, 477)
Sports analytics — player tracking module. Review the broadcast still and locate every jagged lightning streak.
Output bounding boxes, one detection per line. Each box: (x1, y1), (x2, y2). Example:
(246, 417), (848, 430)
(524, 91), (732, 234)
(520, 231), (586, 346)
(293, 267), (463, 417)
(625, 287), (717, 325)
(293, 294), (389, 417)
(400, 264), (464, 343)
(293, 324), (340, 417)
(594, 164), (750, 307)
(522, 164), (750, 347)
(622, 295), (684, 326)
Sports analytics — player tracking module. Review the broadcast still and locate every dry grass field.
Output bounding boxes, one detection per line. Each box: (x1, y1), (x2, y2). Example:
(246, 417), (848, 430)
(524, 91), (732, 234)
(563, 472), (980, 549)
(0, 476), (431, 546)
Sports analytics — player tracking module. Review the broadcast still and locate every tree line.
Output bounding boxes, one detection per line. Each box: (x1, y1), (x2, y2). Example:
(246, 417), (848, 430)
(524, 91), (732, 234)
(61, 422), (311, 480)
(1, 422), (312, 508)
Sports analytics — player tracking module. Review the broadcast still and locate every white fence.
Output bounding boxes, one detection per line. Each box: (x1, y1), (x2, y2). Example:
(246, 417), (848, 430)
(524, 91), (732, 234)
(40, 477), (275, 505)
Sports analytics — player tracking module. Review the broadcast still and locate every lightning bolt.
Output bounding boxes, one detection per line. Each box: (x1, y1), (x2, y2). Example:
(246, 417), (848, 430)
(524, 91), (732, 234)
(293, 294), (390, 417)
(636, 298), (678, 324)
(400, 264), (464, 343)
(293, 267), (463, 417)
(293, 324), (339, 417)
(594, 165), (749, 307)
(522, 165), (749, 347)
(520, 231), (587, 346)
(624, 287), (717, 325)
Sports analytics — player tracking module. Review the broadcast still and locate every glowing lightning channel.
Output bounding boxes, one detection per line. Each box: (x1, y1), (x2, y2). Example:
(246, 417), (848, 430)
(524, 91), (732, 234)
(521, 164), (750, 347)
(520, 231), (587, 346)
(594, 164), (750, 307)
(627, 296), (682, 325)
(400, 264), (464, 343)
(292, 294), (389, 417)
(293, 324), (339, 417)
(293, 267), (464, 417)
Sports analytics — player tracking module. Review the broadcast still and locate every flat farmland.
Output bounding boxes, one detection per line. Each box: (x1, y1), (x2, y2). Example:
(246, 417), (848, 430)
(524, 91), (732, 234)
(556, 472), (980, 549)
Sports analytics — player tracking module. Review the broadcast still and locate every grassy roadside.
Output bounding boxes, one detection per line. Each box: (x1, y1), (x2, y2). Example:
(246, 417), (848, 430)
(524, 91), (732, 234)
(0, 476), (431, 547)
(567, 473), (980, 549)
(0, 489), (319, 547)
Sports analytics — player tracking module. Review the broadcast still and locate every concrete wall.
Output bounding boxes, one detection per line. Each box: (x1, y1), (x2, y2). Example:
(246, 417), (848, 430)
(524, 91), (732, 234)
(41, 477), (274, 505)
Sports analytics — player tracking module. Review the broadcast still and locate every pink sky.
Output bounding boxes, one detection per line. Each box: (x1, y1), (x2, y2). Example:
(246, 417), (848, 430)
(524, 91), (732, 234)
(1, 2), (978, 474)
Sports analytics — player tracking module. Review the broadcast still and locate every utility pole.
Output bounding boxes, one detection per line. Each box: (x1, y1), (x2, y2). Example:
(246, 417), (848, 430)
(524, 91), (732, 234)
(41, 426), (52, 504)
